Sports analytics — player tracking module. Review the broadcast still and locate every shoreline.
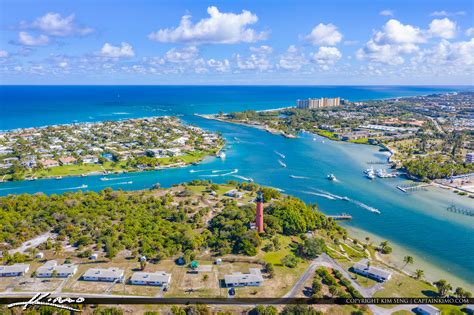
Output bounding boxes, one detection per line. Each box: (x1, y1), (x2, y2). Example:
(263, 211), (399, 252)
(345, 225), (474, 292)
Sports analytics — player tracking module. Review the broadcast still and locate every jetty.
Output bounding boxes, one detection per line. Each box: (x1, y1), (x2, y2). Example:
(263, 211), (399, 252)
(328, 214), (352, 221)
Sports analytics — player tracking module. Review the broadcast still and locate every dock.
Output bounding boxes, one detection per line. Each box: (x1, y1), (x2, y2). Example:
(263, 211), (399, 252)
(328, 214), (352, 221)
(396, 183), (430, 193)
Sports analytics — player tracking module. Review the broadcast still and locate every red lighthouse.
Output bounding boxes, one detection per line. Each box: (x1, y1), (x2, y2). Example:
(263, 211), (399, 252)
(256, 190), (264, 233)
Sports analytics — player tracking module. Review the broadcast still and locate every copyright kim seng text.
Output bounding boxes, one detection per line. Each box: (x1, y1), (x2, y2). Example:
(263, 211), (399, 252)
(345, 298), (471, 305)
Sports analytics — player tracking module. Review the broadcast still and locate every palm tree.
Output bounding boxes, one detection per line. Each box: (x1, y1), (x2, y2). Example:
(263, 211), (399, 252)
(414, 269), (424, 280)
(403, 256), (414, 269)
(434, 279), (452, 297)
(454, 287), (464, 298)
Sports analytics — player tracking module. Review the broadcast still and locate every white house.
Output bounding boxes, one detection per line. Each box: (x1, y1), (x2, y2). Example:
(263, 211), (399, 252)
(36, 260), (77, 278)
(0, 264), (30, 277)
(351, 259), (392, 282)
(82, 267), (124, 282)
(35, 252), (44, 259)
(81, 155), (99, 164)
(130, 271), (171, 286)
(224, 268), (264, 287)
(224, 189), (244, 199)
(90, 253), (98, 260)
(414, 305), (441, 315)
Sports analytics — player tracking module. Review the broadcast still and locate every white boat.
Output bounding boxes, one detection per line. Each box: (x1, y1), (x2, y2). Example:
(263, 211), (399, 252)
(79, 184), (88, 189)
(100, 177), (109, 181)
(216, 152), (226, 159)
(55, 176), (62, 180)
(327, 174), (336, 181)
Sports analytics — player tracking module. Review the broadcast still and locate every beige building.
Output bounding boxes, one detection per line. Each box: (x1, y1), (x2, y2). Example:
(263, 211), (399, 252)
(296, 97), (341, 109)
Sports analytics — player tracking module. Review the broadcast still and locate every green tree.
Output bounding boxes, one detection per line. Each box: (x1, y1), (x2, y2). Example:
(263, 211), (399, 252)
(403, 256), (414, 269)
(434, 279), (452, 297)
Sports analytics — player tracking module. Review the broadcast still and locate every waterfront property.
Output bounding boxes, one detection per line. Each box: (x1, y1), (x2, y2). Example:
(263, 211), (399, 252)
(414, 305), (441, 315)
(129, 271), (171, 286)
(82, 267), (124, 282)
(0, 264), (29, 277)
(224, 268), (264, 287)
(35, 260), (78, 278)
(351, 259), (392, 282)
(296, 97), (341, 109)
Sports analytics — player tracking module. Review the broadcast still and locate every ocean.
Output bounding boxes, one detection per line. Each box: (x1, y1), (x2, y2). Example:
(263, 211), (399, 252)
(0, 85), (473, 289)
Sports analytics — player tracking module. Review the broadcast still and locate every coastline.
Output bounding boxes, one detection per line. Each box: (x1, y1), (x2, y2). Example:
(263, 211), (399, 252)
(346, 225), (474, 292)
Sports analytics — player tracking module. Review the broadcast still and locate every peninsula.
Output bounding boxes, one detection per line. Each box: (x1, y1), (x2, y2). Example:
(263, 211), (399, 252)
(210, 92), (474, 185)
(0, 117), (224, 182)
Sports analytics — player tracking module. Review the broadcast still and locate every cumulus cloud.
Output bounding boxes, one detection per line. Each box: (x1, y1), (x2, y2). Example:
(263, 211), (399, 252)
(429, 18), (457, 39)
(249, 45), (273, 54)
(0, 50), (9, 58)
(305, 23), (342, 46)
(21, 12), (93, 37)
(236, 53), (272, 71)
(312, 46), (342, 69)
(415, 39), (474, 66)
(207, 59), (230, 72)
(99, 42), (135, 58)
(164, 46), (199, 63)
(466, 27), (474, 37)
(373, 19), (425, 45)
(148, 6), (267, 44)
(18, 31), (50, 46)
(356, 19), (427, 65)
(379, 10), (394, 17)
(278, 45), (307, 71)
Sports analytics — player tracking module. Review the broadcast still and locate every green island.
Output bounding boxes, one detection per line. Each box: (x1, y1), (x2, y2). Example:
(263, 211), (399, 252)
(0, 117), (224, 182)
(208, 92), (474, 195)
(0, 181), (471, 314)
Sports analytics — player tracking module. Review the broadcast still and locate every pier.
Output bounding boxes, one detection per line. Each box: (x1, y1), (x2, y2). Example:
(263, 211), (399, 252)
(447, 205), (474, 217)
(328, 214), (352, 221)
(396, 183), (431, 193)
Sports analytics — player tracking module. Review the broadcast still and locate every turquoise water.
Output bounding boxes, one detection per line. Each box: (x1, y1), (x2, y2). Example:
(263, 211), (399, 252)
(0, 86), (473, 288)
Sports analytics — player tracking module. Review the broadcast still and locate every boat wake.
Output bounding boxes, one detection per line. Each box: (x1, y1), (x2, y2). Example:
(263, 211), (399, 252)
(302, 191), (336, 200)
(274, 151), (286, 159)
(350, 199), (381, 214)
(200, 169), (239, 177)
(100, 176), (134, 181)
(105, 181), (133, 185)
(212, 169), (231, 173)
(278, 159), (287, 168)
(189, 169), (208, 173)
(313, 189), (344, 200)
(290, 175), (309, 179)
(233, 175), (254, 182)
(59, 184), (88, 190)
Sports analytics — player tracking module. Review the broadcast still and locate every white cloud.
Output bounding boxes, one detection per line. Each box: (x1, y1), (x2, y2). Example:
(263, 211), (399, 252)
(18, 31), (50, 46)
(148, 6), (267, 44)
(356, 19), (426, 65)
(380, 10), (394, 17)
(164, 46), (199, 63)
(278, 45), (307, 71)
(416, 39), (474, 66)
(466, 27), (474, 37)
(305, 23), (342, 46)
(374, 19), (425, 45)
(23, 12), (93, 37)
(236, 53), (272, 71)
(249, 45), (273, 54)
(58, 62), (68, 68)
(430, 10), (465, 17)
(429, 18), (457, 39)
(207, 59), (230, 72)
(312, 46), (342, 69)
(0, 50), (9, 58)
(99, 42), (135, 58)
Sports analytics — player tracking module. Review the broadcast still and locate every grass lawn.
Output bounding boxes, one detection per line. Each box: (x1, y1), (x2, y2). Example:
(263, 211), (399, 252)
(261, 236), (294, 266)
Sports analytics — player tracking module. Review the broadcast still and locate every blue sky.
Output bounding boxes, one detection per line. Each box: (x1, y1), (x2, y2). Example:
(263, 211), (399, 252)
(0, 0), (473, 85)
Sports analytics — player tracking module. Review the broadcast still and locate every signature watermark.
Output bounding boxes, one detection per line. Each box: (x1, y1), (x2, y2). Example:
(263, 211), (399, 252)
(7, 292), (84, 312)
